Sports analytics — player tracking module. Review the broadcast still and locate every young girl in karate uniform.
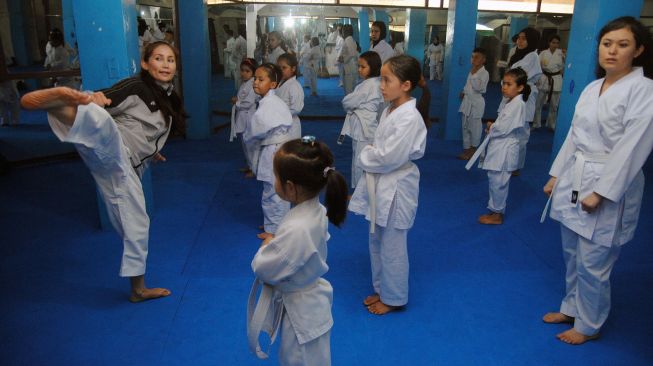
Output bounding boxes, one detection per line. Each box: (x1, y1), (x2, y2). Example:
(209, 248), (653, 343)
(469, 68), (529, 225)
(231, 58), (258, 177)
(20, 41), (186, 302)
(349, 55), (428, 315)
(542, 16), (653, 345)
(338, 51), (384, 190)
(501, 27), (542, 174)
(276, 53), (304, 139)
(370, 21), (394, 64)
(339, 24), (359, 95)
(248, 137), (348, 366)
(244, 63), (294, 240)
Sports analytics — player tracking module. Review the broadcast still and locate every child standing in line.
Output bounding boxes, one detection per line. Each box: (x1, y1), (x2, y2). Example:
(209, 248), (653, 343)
(467, 68), (529, 225)
(231, 58), (258, 177)
(248, 137), (348, 366)
(349, 55), (428, 315)
(244, 63), (294, 240)
(338, 51), (384, 190)
(457, 48), (489, 160)
(339, 24), (359, 95)
(306, 37), (322, 96)
(276, 53), (304, 139)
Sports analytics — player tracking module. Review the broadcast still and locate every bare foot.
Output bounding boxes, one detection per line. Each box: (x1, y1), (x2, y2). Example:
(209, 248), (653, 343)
(367, 301), (401, 315)
(244, 171), (255, 178)
(258, 225), (264, 231)
(129, 287), (171, 303)
(543, 312), (574, 324)
(257, 231), (273, 240)
(556, 328), (600, 345)
(363, 293), (380, 306)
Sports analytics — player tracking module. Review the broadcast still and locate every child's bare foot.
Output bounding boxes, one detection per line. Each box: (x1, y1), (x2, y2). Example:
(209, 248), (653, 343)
(257, 231), (273, 240)
(367, 300), (401, 315)
(543, 312), (574, 324)
(363, 293), (380, 306)
(129, 287), (171, 303)
(258, 225), (264, 231)
(556, 328), (600, 345)
(244, 171), (255, 178)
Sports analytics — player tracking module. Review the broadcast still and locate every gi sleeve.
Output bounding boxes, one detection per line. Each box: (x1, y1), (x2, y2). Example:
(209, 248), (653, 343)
(358, 112), (421, 173)
(593, 82), (653, 202)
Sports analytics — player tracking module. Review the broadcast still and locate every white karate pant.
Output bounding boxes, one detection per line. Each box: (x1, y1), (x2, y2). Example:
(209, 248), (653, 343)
(337, 62), (344, 87)
(487, 170), (511, 214)
(48, 103), (149, 277)
(342, 61), (357, 95)
(559, 225), (621, 336)
(461, 114), (482, 149)
(233, 67), (242, 91)
(369, 199), (409, 306)
(262, 181), (290, 234)
(305, 65), (317, 94)
(351, 139), (371, 189)
(429, 62), (442, 81)
(534, 90), (560, 129)
(240, 134), (256, 170)
(279, 310), (331, 366)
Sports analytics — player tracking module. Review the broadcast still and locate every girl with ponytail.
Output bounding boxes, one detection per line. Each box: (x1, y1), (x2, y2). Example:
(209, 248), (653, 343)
(248, 136), (347, 365)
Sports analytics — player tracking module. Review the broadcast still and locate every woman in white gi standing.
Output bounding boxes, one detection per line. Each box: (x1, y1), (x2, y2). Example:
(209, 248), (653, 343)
(276, 53), (304, 139)
(427, 36), (444, 81)
(245, 63), (294, 241)
(21, 41), (186, 302)
(534, 34), (565, 130)
(349, 55), (428, 315)
(370, 21), (394, 64)
(339, 24), (359, 95)
(338, 51), (384, 190)
(542, 16), (653, 345)
(502, 27), (542, 175)
(248, 137), (348, 366)
(306, 37), (322, 97)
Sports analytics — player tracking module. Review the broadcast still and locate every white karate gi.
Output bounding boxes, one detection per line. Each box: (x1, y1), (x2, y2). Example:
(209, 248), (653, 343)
(534, 48), (564, 129)
(231, 35), (247, 89)
(244, 90), (294, 234)
(349, 99), (427, 306)
(299, 41), (311, 87)
(267, 46), (285, 65)
(233, 78), (258, 169)
(339, 77), (383, 188)
(340, 36), (359, 95)
(335, 35), (344, 86)
(427, 43), (444, 80)
(371, 40), (394, 64)
(476, 95), (527, 214)
(224, 36), (235, 78)
(276, 76), (304, 139)
(47, 80), (172, 277)
(548, 67), (653, 336)
(248, 197), (333, 366)
(459, 66), (489, 149)
(499, 50), (542, 169)
(306, 46), (321, 94)
(394, 42), (404, 56)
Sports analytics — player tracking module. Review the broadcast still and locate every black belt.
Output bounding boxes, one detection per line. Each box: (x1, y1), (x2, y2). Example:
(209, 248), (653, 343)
(543, 70), (562, 103)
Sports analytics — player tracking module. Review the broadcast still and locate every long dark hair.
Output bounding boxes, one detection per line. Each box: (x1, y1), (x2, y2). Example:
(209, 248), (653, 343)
(595, 16), (653, 79)
(371, 21), (387, 47)
(140, 41), (187, 136)
(274, 138), (348, 226)
(359, 51), (382, 77)
(277, 53), (299, 78)
(504, 67), (531, 102)
(385, 55), (430, 125)
(508, 27), (540, 67)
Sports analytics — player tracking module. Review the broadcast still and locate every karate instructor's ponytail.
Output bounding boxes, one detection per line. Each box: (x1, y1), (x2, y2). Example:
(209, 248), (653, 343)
(274, 137), (348, 227)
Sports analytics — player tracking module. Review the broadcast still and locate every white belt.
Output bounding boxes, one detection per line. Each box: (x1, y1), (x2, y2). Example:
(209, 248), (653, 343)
(247, 278), (282, 359)
(365, 162), (412, 233)
(229, 104), (237, 142)
(540, 151), (608, 223)
(465, 134), (491, 170)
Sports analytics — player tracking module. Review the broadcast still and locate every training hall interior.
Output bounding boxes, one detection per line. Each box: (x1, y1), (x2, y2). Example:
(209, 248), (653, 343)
(1, 0), (652, 364)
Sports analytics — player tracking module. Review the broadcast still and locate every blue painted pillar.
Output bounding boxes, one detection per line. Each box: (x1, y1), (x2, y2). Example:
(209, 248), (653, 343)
(62, 0), (77, 48)
(443, 0), (478, 140)
(71, 0), (152, 230)
(267, 17), (275, 32)
(550, 0), (644, 161)
(178, 0), (211, 139)
(7, 0), (30, 66)
(509, 16), (529, 39)
(352, 18), (360, 44)
(374, 10), (391, 42)
(358, 9), (370, 53)
(405, 9), (427, 62)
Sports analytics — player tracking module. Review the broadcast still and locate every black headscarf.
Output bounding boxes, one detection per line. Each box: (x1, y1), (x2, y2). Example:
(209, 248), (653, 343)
(509, 27), (540, 67)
